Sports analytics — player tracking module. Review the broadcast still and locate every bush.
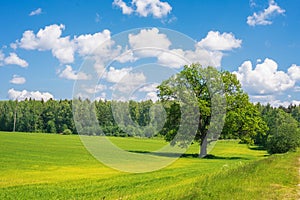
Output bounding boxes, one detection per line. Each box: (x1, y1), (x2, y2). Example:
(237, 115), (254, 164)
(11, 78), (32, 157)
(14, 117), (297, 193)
(267, 124), (300, 154)
(62, 128), (72, 135)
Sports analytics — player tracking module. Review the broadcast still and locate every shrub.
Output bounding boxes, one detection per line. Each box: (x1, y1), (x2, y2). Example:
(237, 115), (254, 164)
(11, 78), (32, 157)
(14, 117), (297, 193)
(267, 124), (300, 154)
(62, 128), (72, 135)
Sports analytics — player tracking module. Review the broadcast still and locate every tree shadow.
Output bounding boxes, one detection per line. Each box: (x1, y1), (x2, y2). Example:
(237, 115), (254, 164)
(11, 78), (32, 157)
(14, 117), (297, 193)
(202, 154), (249, 160)
(128, 150), (249, 160)
(249, 146), (266, 151)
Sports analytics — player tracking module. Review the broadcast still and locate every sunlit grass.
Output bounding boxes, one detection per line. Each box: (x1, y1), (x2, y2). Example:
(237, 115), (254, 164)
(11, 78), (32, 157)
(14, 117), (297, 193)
(0, 132), (298, 199)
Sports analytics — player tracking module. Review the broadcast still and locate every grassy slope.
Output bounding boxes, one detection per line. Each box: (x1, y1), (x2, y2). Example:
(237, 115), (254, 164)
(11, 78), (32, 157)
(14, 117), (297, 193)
(0, 132), (298, 199)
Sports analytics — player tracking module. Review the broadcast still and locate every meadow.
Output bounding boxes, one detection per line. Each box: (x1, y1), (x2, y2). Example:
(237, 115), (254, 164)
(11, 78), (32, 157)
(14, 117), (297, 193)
(0, 132), (299, 199)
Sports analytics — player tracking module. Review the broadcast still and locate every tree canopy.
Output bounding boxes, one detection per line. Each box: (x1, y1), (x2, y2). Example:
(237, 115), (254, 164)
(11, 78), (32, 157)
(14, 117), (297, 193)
(158, 64), (268, 157)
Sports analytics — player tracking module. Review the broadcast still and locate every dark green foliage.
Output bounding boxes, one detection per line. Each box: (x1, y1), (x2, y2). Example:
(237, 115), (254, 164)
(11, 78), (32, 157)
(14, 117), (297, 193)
(0, 99), (76, 134)
(0, 98), (159, 137)
(158, 64), (267, 157)
(266, 110), (300, 154)
(253, 103), (300, 154)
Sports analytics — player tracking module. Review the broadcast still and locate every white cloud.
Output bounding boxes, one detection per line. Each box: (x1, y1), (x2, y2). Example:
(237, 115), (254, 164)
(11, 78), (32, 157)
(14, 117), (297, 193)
(10, 75), (26, 85)
(105, 67), (136, 83)
(287, 64), (300, 81)
(157, 49), (188, 68)
(247, 0), (285, 26)
(127, 29), (241, 68)
(8, 88), (54, 101)
(74, 30), (112, 56)
(145, 91), (159, 102)
(113, 0), (172, 18)
(58, 65), (91, 80)
(29, 8), (42, 16)
(10, 43), (17, 50)
(13, 25), (242, 83)
(74, 30), (122, 76)
(270, 100), (300, 107)
(3, 53), (28, 67)
(15, 24), (121, 76)
(251, 95), (300, 107)
(139, 83), (159, 102)
(114, 48), (137, 63)
(129, 28), (171, 57)
(185, 47), (224, 68)
(18, 24), (75, 63)
(138, 83), (159, 92)
(85, 84), (107, 94)
(197, 31), (242, 51)
(113, 0), (134, 15)
(234, 58), (295, 95)
(134, 0), (172, 18)
(106, 67), (146, 93)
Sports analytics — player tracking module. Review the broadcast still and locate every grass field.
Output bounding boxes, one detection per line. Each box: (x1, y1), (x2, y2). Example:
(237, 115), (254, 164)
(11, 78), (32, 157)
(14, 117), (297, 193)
(0, 132), (299, 199)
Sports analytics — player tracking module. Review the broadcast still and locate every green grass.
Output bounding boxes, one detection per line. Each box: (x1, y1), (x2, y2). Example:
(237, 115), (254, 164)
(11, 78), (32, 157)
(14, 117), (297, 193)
(0, 132), (298, 199)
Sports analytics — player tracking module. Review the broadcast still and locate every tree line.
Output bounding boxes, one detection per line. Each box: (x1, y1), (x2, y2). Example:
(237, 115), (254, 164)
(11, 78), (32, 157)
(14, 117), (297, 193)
(0, 99), (155, 137)
(0, 64), (299, 155)
(0, 97), (298, 154)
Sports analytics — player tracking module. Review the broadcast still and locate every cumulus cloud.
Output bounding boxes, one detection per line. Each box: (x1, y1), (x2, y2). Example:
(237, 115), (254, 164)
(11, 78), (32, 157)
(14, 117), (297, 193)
(74, 30), (122, 76)
(250, 95), (300, 107)
(138, 83), (159, 92)
(85, 84), (107, 94)
(14, 24), (121, 79)
(158, 30), (241, 68)
(105, 66), (145, 83)
(127, 29), (241, 68)
(269, 100), (300, 107)
(129, 28), (171, 57)
(114, 49), (137, 63)
(234, 59), (300, 107)
(113, 0), (172, 18)
(197, 31), (242, 51)
(29, 8), (42, 16)
(58, 65), (91, 80)
(287, 64), (300, 81)
(74, 30), (112, 56)
(113, 0), (134, 15)
(157, 49), (188, 68)
(247, 0), (285, 26)
(8, 88), (54, 101)
(3, 53), (28, 67)
(106, 67), (146, 93)
(138, 83), (159, 101)
(17, 24), (75, 63)
(10, 75), (26, 85)
(234, 58), (295, 95)
(184, 48), (224, 68)
(13, 25), (241, 72)
(145, 91), (159, 102)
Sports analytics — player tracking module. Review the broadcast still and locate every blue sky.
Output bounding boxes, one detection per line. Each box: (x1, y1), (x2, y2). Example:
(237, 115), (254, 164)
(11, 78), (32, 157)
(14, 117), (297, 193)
(0, 0), (300, 106)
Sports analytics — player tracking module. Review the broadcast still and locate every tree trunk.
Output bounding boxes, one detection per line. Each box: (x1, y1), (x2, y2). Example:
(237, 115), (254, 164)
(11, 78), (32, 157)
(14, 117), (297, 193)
(199, 135), (207, 158)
